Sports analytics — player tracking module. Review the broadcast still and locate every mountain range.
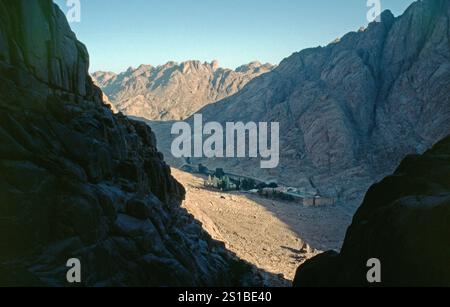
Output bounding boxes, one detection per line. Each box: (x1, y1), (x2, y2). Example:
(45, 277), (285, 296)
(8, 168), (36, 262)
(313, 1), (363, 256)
(150, 0), (450, 210)
(92, 61), (274, 120)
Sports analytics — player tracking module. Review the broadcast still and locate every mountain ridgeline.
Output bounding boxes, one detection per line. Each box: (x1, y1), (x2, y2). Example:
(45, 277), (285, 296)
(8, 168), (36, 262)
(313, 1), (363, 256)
(152, 0), (450, 208)
(0, 0), (266, 286)
(92, 61), (274, 121)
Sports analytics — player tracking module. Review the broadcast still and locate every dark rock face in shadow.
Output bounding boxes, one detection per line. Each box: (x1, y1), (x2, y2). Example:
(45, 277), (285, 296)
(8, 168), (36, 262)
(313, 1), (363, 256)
(0, 0), (266, 286)
(294, 136), (450, 287)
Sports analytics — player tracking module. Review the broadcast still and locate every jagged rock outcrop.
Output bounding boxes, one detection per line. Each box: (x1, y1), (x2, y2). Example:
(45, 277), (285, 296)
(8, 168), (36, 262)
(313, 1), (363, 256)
(0, 0), (260, 286)
(152, 0), (450, 209)
(92, 61), (274, 120)
(293, 135), (450, 287)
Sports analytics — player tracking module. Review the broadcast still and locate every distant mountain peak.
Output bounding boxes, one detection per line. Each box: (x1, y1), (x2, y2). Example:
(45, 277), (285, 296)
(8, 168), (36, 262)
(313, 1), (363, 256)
(92, 59), (274, 120)
(211, 59), (220, 70)
(235, 61), (274, 73)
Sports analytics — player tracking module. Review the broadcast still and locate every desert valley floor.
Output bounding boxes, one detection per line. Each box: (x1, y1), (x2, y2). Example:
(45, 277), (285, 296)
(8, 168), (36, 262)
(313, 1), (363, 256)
(172, 169), (353, 284)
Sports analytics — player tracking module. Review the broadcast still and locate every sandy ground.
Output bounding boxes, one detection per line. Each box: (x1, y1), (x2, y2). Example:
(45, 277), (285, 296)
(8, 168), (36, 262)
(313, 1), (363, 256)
(172, 169), (352, 283)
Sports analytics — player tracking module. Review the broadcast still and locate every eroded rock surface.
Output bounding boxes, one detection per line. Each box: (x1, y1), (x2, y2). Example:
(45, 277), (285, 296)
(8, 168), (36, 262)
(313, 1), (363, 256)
(152, 0), (450, 210)
(92, 61), (274, 120)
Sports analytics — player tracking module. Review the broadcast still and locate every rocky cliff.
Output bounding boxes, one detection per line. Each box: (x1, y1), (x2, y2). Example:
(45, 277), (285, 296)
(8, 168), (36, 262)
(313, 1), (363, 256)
(0, 0), (260, 286)
(92, 60), (274, 120)
(153, 0), (450, 209)
(293, 135), (450, 287)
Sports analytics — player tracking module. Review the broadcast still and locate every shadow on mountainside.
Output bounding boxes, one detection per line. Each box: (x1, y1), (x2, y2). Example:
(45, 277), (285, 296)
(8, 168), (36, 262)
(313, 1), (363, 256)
(239, 193), (352, 252)
(172, 166), (352, 252)
(168, 168), (354, 281)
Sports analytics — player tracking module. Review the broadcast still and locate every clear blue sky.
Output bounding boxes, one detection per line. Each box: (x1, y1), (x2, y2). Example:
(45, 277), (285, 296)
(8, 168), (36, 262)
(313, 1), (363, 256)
(54, 0), (416, 73)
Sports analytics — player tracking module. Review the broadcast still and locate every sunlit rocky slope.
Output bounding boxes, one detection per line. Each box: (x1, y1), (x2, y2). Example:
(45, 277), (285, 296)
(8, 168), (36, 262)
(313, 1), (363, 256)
(152, 0), (450, 210)
(92, 61), (274, 120)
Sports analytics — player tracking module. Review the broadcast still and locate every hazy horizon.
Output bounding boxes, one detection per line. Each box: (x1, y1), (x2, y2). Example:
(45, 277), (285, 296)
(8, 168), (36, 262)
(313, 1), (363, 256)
(54, 0), (416, 73)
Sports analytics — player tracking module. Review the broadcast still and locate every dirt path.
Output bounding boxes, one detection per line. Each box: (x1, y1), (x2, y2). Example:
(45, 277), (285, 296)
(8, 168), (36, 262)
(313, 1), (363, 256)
(172, 169), (351, 282)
